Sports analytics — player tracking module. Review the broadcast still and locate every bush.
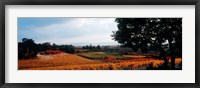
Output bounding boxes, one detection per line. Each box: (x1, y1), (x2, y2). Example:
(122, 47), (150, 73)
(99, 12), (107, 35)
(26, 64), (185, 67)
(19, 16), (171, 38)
(103, 56), (116, 62)
(39, 50), (63, 55)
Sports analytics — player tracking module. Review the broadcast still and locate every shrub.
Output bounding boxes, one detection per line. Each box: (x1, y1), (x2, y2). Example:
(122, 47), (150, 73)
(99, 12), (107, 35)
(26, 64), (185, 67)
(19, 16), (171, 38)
(103, 56), (116, 62)
(39, 50), (63, 55)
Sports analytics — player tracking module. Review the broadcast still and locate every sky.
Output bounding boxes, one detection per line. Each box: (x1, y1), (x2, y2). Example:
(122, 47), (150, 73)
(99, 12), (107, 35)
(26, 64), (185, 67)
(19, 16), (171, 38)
(18, 18), (119, 46)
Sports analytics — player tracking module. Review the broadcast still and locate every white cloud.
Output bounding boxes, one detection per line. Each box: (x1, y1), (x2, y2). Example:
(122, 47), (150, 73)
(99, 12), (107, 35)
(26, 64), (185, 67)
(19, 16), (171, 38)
(31, 18), (119, 46)
(37, 33), (118, 46)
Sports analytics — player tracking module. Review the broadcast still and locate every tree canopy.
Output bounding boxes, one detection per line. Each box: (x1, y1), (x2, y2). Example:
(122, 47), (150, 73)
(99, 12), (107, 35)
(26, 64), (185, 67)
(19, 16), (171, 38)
(112, 18), (182, 69)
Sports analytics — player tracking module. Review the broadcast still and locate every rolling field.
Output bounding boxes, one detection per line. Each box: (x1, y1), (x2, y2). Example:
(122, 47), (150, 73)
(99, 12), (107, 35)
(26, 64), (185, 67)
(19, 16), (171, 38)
(77, 52), (129, 60)
(18, 52), (182, 70)
(18, 53), (102, 70)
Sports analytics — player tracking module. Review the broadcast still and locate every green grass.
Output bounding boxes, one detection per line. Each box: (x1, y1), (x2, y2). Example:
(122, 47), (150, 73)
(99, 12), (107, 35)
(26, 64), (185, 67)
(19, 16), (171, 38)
(77, 52), (129, 60)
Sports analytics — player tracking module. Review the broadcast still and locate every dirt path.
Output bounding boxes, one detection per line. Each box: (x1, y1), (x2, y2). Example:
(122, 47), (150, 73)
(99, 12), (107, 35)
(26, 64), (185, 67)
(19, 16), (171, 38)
(36, 53), (69, 60)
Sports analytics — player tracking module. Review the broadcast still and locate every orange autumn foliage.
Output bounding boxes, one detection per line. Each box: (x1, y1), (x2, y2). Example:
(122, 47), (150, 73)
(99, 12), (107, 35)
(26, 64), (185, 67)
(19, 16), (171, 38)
(103, 56), (116, 62)
(18, 53), (182, 70)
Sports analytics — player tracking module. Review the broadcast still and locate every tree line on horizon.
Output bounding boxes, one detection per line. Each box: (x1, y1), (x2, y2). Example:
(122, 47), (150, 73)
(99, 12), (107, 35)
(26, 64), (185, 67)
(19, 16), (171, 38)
(18, 38), (76, 59)
(18, 38), (105, 60)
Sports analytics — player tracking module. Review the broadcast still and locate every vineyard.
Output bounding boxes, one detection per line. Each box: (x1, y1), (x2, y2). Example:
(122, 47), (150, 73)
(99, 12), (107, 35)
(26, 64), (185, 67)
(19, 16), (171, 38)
(77, 52), (129, 60)
(18, 52), (182, 70)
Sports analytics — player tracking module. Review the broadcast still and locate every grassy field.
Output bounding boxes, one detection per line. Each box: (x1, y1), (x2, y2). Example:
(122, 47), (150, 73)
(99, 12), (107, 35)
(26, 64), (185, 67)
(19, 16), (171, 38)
(18, 52), (182, 70)
(77, 52), (129, 60)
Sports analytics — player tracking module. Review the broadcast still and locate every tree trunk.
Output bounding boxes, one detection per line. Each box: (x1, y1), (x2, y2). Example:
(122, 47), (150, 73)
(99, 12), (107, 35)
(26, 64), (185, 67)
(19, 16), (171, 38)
(159, 46), (168, 69)
(168, 41), (175, 70)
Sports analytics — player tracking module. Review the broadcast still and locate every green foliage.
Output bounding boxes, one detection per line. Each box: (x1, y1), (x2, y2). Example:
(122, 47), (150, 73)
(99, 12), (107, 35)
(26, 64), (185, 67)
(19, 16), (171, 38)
(112, 18), (182, 69)
(112, 18), (182, 51)
(82, 44), (102, 52)
(77, 52), (129, 60)
(58, 45), (76, 54)
(18, 38), (38, 59)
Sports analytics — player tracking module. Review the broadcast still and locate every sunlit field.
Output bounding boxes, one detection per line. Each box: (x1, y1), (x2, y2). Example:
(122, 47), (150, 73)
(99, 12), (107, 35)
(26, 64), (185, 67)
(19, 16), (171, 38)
(18, 52), (182, 70)
(77, 52), (129, 60)
(18, 18), (182, 70)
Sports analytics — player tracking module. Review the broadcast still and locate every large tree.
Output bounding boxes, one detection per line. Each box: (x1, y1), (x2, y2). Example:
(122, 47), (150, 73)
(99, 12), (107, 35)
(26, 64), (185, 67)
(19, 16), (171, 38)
(112, 18), (182, 69)
(18, 38), (38, 59)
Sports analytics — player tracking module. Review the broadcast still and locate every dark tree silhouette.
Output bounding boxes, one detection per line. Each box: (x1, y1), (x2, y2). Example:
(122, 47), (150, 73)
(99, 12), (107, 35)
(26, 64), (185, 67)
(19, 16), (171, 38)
(112, 18), (182, 69)
(112, 18), (149, 52)
(18, 38), (38, 59)
(82, 44), (102, 52)
(147, 18), (182, 69)
(42, 42), (51, 50)
(97, 45), (102, 50)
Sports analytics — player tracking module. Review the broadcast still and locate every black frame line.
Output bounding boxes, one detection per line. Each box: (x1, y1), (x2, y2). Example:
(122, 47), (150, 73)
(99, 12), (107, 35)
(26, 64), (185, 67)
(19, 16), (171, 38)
(0, 0), (200, 88)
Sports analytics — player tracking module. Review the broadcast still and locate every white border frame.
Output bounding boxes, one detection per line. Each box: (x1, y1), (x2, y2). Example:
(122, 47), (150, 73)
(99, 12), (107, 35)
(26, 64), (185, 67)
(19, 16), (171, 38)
(5, 5), (195, 83)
